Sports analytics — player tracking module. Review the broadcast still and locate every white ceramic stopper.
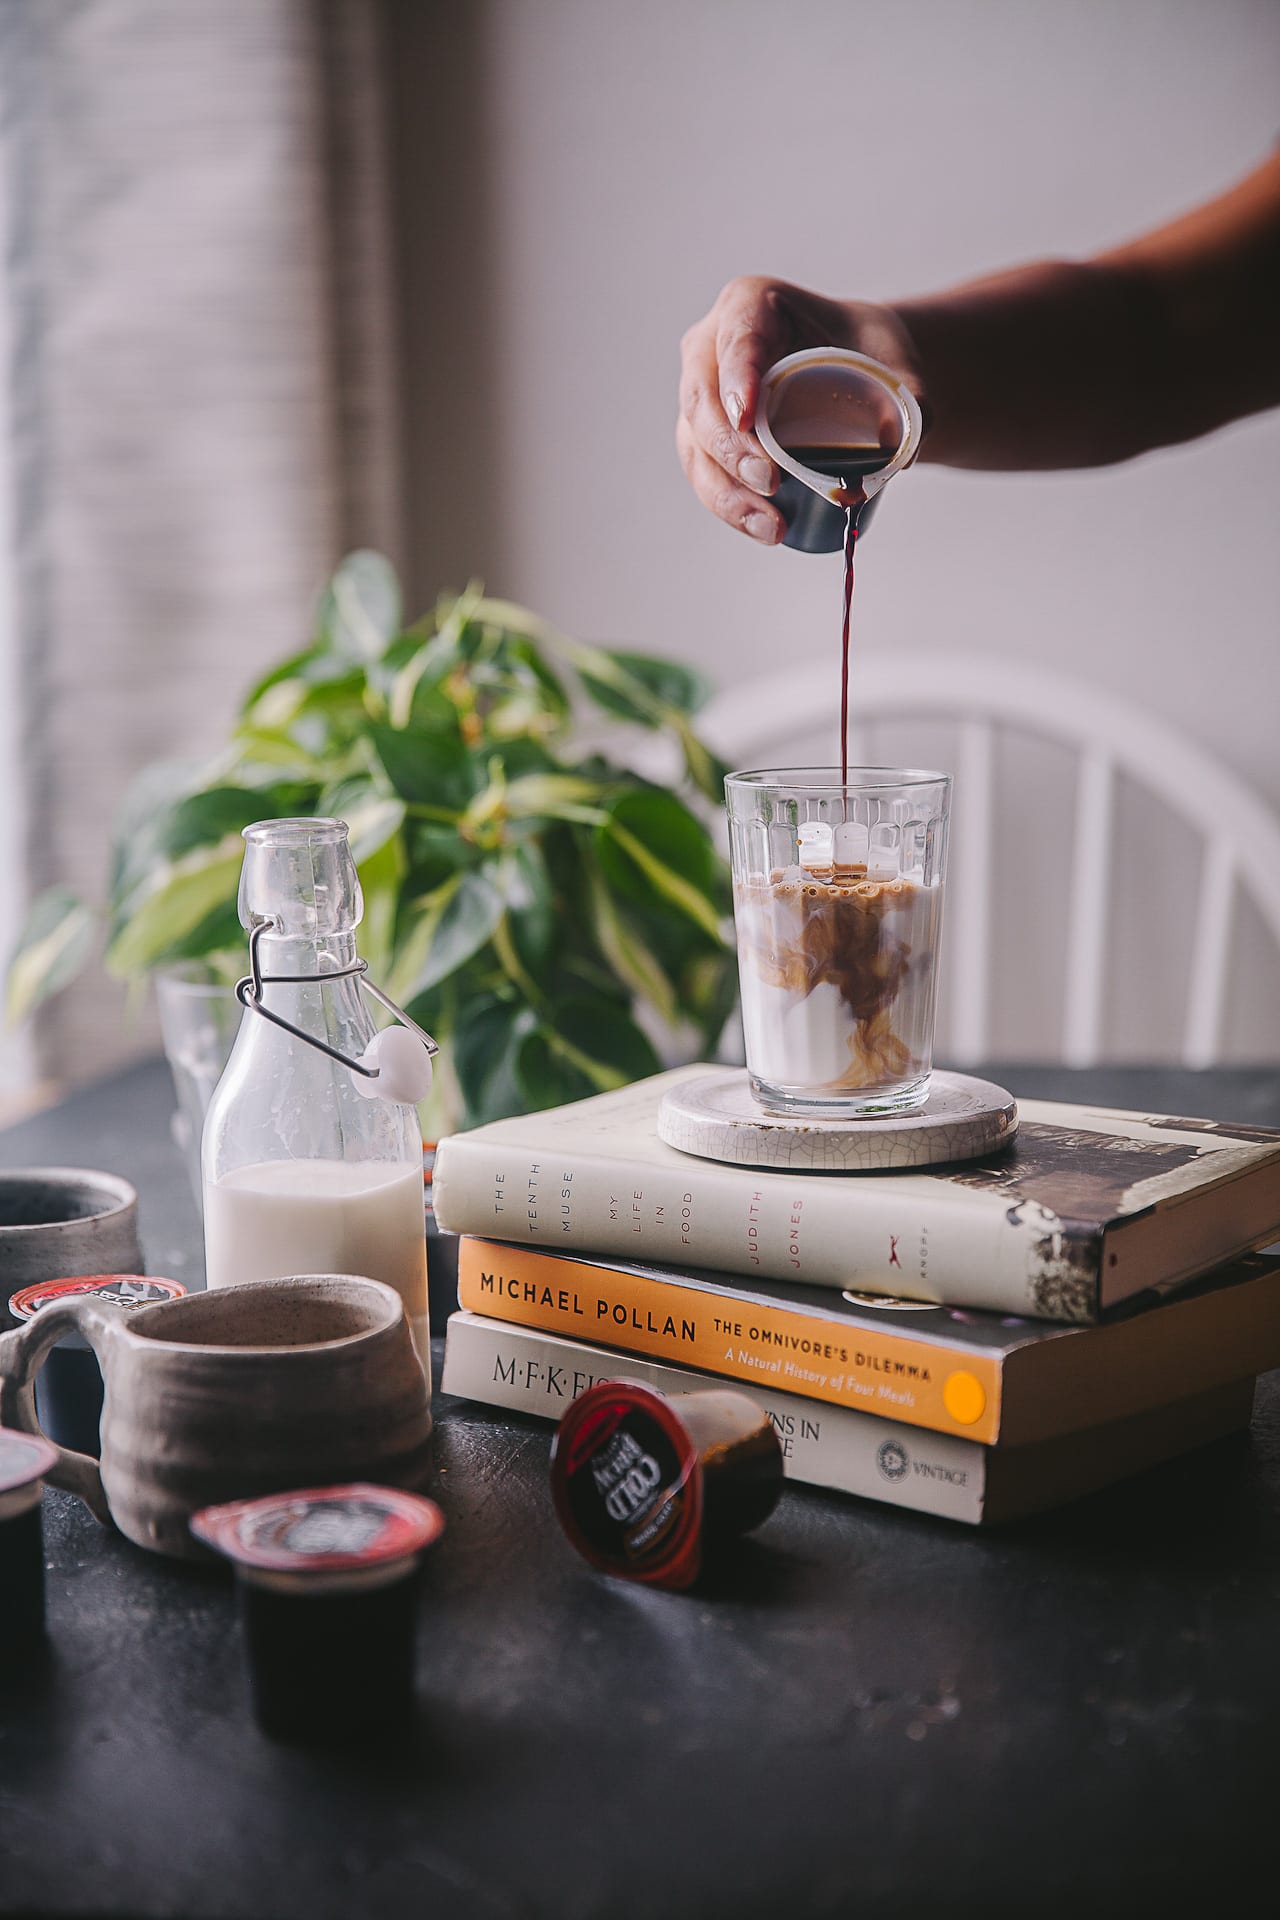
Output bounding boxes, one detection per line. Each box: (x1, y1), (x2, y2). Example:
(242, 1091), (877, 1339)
(354, 1026), (435, 1104)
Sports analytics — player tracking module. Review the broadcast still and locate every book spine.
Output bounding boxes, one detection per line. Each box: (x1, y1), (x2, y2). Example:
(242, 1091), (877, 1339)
(432, 1129), (1097, 1321)
(442, 1310), (989, 1524)
(455, 1237), (1006, 1443)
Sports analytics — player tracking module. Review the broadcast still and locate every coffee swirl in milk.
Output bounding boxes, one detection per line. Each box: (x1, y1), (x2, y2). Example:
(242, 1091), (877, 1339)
(733, 864), (944, 1095)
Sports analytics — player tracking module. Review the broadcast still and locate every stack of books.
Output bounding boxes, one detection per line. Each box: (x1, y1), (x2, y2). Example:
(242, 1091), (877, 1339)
(433, 1066), (1280, 1524)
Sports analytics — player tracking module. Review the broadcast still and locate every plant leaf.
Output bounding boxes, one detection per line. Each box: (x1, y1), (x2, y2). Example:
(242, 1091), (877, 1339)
(401, 822), (478, 904)
(426, 870), (505, 988)
(566, 642), (712, 729)
(482, 738), (560, 784)
(380, 584), (484, 707)
(458, 769), (606, 844)
(515, 996), (660, 1110)
(498, 636), (572, 725)
(386, 877), (458, 1005)
(452, 994), (539, 1126)
(403, 678), (463, 736)
(497, 772), (606, 821)
(583, 854), (679, 1027)
(356, 831), (405, 982)
(152, 899), (245, 968)
(226, 727), (333, 778)
(469, 595), (568, 653)
(316, 779), (406, 865)
(108, 760), (207, 900)
(315, 550), (402, 661)
(494, 844), (556, 980)
(674, 717), (733, 808)
(369, 721), (475, 811)
(390, 870), (504, 1002)
(150, 788), (271, 864)
(239, 646), (325, 715)
(105, 841), (247, 977)
(681, 948), (741, 1052)
(110, 785), (274, 925)
(513, 1030), (597, 1112)
(550, 995), (661, 1081)
(5, 889), (98, 1023)
(242, 660), (368, 732)
(596, 791), (726, 944)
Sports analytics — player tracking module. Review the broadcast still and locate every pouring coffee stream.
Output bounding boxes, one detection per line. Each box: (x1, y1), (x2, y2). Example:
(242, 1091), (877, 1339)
(725, 351), (964, 1121)
(839, 505), (859, 788)
(754, 348), (923, 784)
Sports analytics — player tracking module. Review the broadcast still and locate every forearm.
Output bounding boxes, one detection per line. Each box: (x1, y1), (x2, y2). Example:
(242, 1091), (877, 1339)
(891, 259), (1169, 468)
(891, 154), (1280, 471)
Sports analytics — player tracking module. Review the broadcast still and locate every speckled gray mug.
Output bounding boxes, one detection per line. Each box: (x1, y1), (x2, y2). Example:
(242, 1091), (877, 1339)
(0, 1274), (434, 1561)
(0, 1168), (142, 1323)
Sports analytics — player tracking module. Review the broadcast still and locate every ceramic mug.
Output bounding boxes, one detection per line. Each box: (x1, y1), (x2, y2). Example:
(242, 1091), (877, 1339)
(0, 1274), (434, 1561)
(0, 1168), (143, 1322)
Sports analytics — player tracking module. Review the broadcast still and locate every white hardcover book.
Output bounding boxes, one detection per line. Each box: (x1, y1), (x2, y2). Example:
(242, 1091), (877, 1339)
(441, 1310), (1257, 1527)
(431, 1066), (1280, 1321)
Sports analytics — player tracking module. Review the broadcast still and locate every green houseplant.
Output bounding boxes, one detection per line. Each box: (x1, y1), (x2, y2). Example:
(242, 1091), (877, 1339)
(6, 553), (737, 1133)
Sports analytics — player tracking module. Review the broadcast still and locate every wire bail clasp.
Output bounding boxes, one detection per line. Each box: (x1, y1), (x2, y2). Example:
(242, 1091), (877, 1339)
(235, 917), (440, 1093)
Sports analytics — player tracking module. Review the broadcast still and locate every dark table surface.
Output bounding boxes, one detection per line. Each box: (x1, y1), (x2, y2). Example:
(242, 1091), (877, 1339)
(2, 1058), (1280, 1920)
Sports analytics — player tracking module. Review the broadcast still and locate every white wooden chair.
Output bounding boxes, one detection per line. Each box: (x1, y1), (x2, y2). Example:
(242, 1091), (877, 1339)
(696, 654), (1280, 1067)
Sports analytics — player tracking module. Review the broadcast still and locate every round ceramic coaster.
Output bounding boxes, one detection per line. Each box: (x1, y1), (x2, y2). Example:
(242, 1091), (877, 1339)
(657, 1068), (1017, 1172)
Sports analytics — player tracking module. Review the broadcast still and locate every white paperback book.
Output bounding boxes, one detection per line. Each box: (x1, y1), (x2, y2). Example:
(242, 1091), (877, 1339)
(431, 1066), (1280, 1321)
(441, 1310), (1256, 1527)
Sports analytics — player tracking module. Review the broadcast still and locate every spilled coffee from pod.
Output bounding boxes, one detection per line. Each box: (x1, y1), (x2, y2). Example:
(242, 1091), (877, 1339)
(550, 1382), (783, 1591)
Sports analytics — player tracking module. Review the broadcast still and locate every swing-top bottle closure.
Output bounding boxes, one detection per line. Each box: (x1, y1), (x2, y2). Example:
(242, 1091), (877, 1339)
(235, 819), (438, 1106)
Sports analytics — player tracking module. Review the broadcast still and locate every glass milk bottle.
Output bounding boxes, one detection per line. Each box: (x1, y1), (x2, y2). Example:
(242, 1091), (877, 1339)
(202, 819), (431, 1369)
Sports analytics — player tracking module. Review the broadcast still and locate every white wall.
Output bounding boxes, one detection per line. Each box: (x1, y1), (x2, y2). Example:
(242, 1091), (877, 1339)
(411, 0), (1280, 1060)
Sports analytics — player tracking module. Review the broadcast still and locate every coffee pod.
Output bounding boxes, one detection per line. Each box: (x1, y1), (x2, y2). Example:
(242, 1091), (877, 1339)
(550, 1382), (784, 1591)
(754, 347), (923, 553)
(8, 1275), (187, 1459)
(190, 1483), (445, 1742)
(0, 1426), (59, 1647)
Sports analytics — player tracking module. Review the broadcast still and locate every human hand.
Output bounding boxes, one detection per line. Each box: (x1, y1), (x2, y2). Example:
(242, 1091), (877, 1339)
(676, 277), (925, 543)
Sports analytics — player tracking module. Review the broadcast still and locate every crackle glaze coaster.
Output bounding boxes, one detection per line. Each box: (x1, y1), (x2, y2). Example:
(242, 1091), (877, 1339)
(657, 1068), (1017, 1173)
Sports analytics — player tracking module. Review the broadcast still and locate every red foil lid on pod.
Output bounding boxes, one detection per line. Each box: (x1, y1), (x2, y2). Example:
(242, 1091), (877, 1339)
(190, 1484), (445, 1584)
(8, 1275), (186, 1319)
(551, 1382), (785, 1591)
(550, 1382), (710, 1590)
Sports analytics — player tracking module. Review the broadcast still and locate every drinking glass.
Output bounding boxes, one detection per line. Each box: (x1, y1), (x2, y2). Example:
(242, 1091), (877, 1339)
(153, 964), (241, 1211)
(725, 768), (951, 1117)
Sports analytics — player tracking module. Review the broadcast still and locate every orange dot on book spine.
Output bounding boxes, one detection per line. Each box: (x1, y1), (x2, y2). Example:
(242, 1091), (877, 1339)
(943, 1371), (986, 1426)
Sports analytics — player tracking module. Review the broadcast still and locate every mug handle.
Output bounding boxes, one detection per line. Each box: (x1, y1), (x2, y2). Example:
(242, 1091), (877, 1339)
(0, 1300), (121, 1523)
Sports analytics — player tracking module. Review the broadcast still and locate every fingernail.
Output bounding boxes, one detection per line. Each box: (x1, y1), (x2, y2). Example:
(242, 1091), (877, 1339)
(724, 391), (744, 431)
(740, 455), (773, 494)
(745, 510), (779, 544)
